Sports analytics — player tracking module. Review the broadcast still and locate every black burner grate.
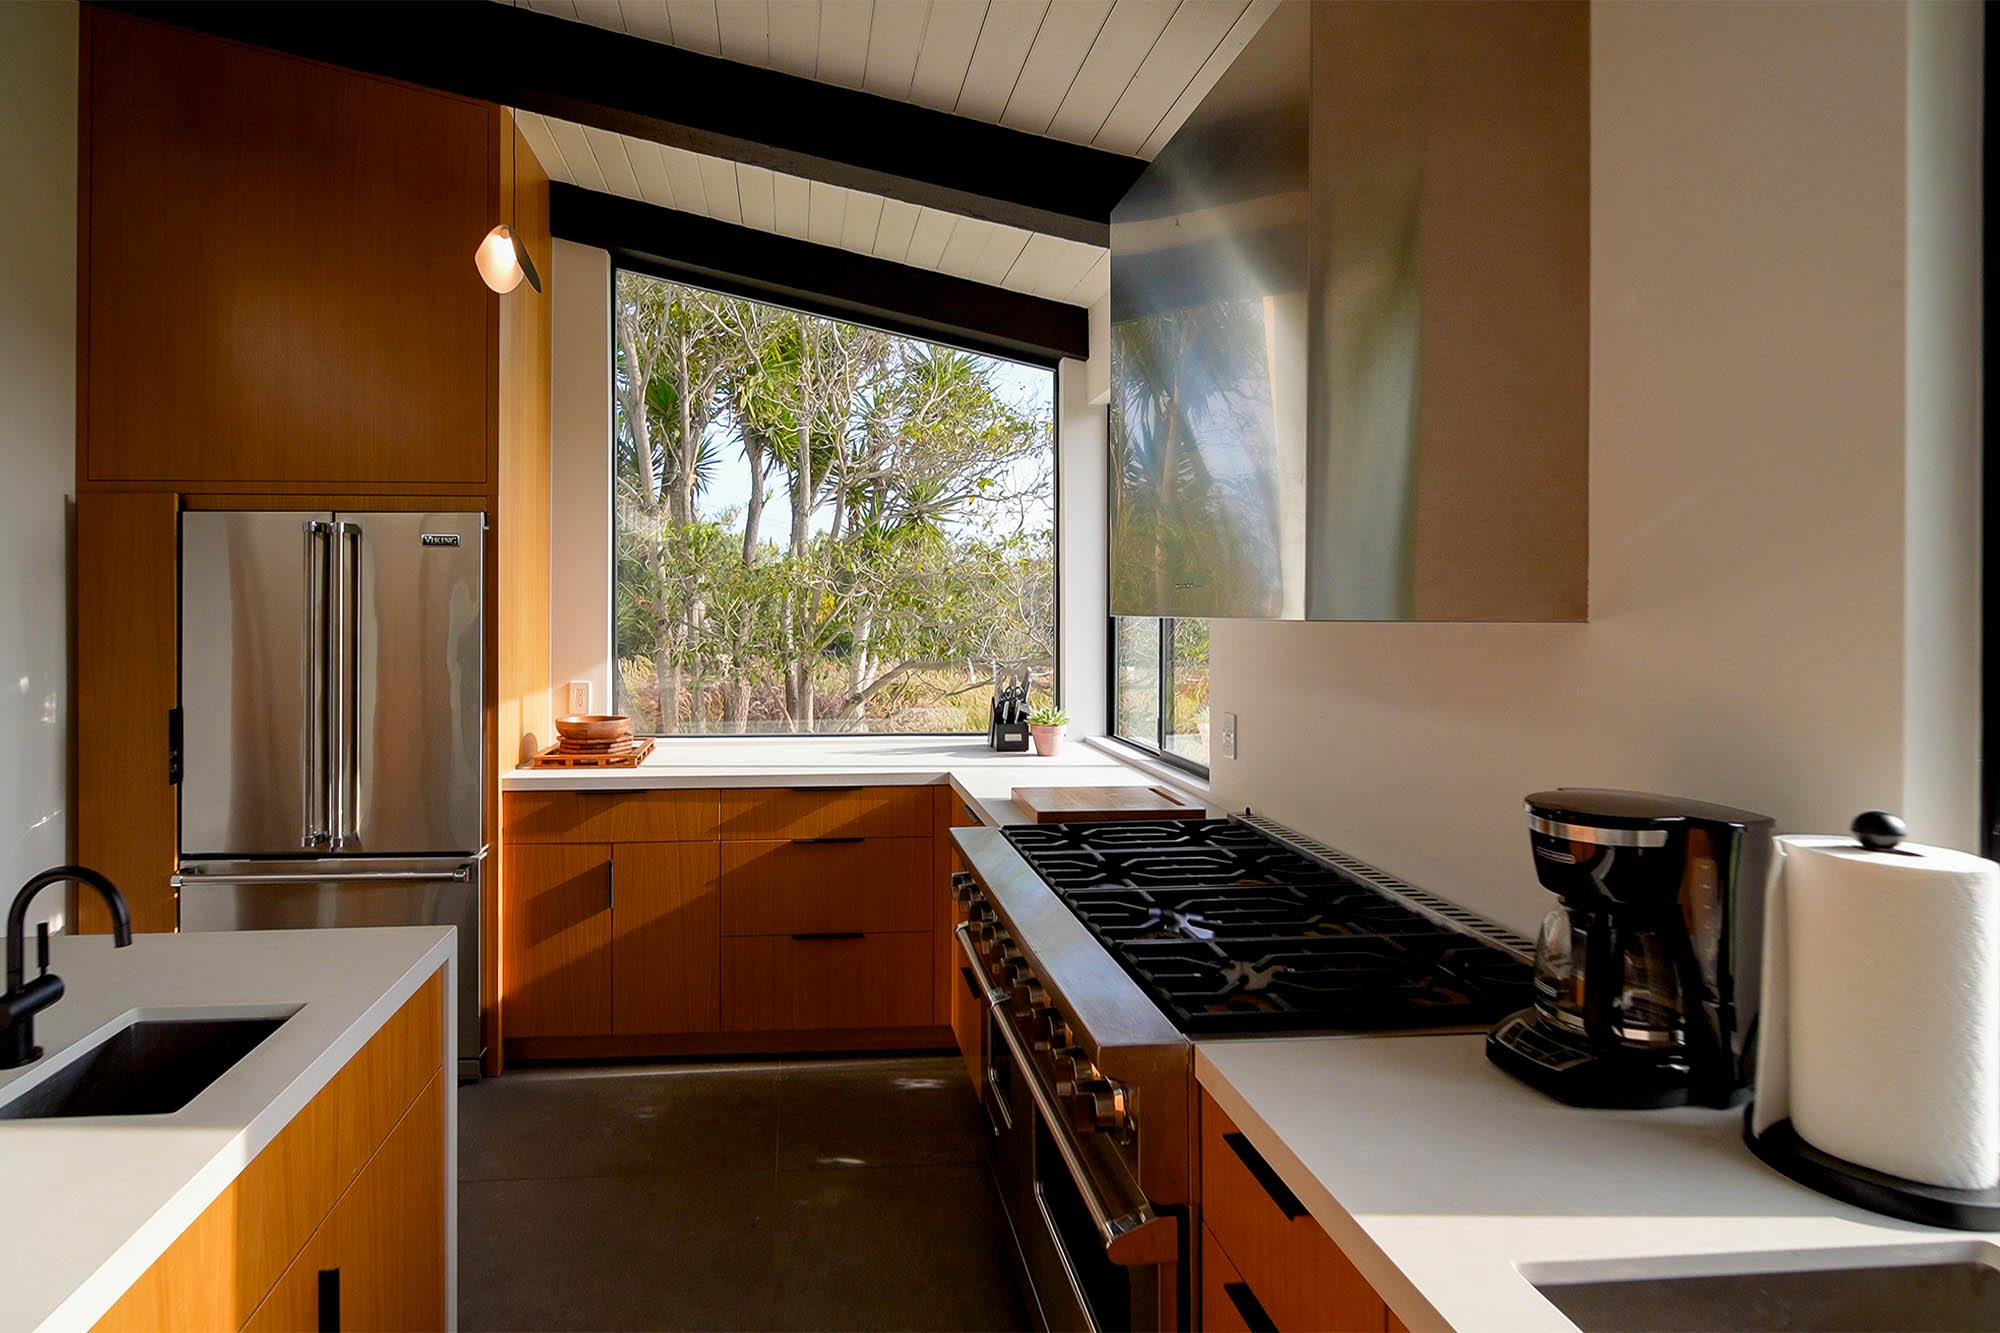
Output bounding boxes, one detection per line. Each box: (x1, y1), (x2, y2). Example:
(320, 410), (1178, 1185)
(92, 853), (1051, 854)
(1003, 820), (1532, 1035)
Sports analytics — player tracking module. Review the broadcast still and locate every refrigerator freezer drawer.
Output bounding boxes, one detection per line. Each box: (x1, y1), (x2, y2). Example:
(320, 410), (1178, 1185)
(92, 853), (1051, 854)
(176, 856), (484, 1078)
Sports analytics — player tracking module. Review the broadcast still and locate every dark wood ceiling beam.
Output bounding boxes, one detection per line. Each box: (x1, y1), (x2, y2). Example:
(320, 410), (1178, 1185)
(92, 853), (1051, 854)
(551, 183), (1087, 366)
(97, 1), (1144, 246)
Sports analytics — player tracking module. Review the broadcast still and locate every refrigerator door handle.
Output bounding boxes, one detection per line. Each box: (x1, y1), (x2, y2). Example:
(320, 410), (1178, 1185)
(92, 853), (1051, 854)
(171, 865), (472, 887)
(303, 521), (333, 849)
(332, 521), (362, 850)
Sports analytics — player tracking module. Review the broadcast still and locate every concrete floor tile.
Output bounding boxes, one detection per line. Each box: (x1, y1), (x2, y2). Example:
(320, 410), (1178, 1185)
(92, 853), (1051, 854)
(777, 1056), (989, 1171)
(460, 1064), (778, 1181)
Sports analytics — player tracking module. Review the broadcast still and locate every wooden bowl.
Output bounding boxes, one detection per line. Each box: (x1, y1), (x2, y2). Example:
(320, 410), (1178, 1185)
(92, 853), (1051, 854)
(554, 714), (632, 743)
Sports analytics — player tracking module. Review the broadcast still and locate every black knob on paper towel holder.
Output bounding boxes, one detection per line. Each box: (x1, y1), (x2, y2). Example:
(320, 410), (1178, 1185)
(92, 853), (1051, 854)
(1851, 810), (1908, 852)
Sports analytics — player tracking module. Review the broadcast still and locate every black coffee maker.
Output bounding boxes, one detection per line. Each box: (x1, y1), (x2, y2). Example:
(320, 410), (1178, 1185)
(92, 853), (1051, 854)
(1486, 789), (1774, 1109)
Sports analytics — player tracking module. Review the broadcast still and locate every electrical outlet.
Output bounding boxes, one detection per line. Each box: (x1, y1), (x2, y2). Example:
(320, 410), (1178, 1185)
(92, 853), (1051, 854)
(1218, 710), (1238, 761)
(566, 681), (592, 715)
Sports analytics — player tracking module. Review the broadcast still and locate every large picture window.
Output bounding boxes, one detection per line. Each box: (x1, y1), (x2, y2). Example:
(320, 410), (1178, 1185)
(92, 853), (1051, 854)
(1113, 616), (1210, 772)
(612, 270), (1056, 735)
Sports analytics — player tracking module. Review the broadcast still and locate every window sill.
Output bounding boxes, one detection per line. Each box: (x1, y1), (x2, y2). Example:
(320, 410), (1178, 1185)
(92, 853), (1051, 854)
(1084, 734), (1212, 797)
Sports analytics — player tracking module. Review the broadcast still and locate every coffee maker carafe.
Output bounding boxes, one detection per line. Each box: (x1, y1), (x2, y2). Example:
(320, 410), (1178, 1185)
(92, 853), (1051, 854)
(1486, 789), (1774, 1108)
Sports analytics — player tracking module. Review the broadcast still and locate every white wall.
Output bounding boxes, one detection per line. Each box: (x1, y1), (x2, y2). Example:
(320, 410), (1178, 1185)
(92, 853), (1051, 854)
(1057, 301), (1111, 735)
(0, 1), (78, 924)
(548, 239), (614, 715)
(1208, 1), (1981, 937)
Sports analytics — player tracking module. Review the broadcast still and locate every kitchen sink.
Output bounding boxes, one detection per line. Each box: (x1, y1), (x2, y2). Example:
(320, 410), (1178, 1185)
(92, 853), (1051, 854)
(0, 1012), (294, 1120)
(1529, 1244), (2000, 1332)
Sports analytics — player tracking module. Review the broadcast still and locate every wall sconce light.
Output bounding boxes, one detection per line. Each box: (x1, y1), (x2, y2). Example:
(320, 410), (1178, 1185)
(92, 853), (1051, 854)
(478, 117), (544, 294)
(475, 223), (542, 294)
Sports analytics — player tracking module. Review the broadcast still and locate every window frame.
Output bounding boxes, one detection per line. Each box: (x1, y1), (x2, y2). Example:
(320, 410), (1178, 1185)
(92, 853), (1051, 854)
(1107, 615), (1211, 779)
(605, 263), (1064, 739)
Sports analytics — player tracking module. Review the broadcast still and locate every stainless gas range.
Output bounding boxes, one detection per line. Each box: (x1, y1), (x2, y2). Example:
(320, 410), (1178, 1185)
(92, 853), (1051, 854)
(949, 815), (1532, 1333)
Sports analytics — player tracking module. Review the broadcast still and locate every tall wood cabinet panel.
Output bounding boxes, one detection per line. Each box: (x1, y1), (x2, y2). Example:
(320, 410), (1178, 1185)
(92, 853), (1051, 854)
(80, 10), (496, 487)
(611, 841), (722, 1035)
(500, 842), (613, 1039)
(73, 492), (180, 934)
(934, 787), (980, 1025)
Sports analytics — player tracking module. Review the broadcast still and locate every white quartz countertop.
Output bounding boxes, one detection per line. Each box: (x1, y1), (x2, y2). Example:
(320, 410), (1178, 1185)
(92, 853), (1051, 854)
(498, 734), (1210, 827)
(0, 927), (455, 1333)
(1195, 1033), (1999, 1333)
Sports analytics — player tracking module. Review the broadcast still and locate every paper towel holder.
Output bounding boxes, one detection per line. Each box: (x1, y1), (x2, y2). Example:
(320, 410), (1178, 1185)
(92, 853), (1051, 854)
(1744, 1109), (2000, 1230)
(1851, 810), (1910, 852)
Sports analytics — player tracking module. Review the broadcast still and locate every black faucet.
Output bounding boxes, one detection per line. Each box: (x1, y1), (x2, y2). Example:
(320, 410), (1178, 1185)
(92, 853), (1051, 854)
(1, 866), (133, 1069)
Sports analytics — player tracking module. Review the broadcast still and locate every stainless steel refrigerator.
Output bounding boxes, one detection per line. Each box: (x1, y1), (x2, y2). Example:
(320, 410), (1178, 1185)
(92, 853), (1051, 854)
(174, 511), (486, 1076)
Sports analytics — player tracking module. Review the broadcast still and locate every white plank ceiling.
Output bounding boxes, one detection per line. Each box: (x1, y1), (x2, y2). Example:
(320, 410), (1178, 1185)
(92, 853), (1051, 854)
(503, 0), (1278, 307)
(518, 108), (1112, 303)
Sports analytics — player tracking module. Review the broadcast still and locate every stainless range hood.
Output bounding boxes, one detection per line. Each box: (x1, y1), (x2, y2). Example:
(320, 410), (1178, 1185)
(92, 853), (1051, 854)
(1109, 1), (1590, 623)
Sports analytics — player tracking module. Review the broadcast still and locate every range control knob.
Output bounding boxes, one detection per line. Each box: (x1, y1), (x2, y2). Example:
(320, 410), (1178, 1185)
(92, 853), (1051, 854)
(1049, 1047), (1091, 1097)
(949, 871), (978, 904)
(1069, 1078), (1130, 1135)
(1010, 979), (1049, 1016)
(965, 900), (995, 926)
(1026, 1007), (1064, 1049)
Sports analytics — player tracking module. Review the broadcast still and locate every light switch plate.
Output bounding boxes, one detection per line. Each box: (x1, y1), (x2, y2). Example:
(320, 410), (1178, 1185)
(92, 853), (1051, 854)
(566, 681), (592, 715)
(1218, 710), (1237, 760)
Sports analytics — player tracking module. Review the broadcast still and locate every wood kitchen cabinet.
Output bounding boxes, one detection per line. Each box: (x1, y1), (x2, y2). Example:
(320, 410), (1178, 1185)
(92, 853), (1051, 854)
(720, 933), (934, 1031)
(245, 1077), (447, 1333)
(500, 837), (723, 1039)
(499, 842), (614, 1039)
(81, 10), (495, 488)
(612, 842), (722, 1035)
(1200, 1089), (1399, 1332)
(938, 787), (986, 1085)
(95, 973), (446, 1333)
(499, 786), (951, 1058)
(936, 788), (981, 1025)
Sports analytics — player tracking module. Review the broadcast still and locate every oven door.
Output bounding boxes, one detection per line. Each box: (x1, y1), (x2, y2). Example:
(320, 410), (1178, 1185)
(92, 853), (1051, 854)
(962, 926), (1179, 1331)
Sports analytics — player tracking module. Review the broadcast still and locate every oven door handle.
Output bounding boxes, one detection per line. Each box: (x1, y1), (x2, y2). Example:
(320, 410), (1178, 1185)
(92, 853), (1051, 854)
(953, 922), (1008, 1006)
(983, 959), (1177, 1267)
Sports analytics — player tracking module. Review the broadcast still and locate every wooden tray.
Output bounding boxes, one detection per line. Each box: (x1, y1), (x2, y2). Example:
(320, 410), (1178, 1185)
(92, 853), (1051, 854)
(529, 737), (656, 768)
(1010, 784), (1206, 823)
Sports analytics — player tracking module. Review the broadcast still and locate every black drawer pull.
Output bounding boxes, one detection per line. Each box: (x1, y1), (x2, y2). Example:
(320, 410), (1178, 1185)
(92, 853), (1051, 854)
(793, 836), (865, 844)
(1223, 1281), (1278, 1333)
(792, 931), (865, 941)
(1224, 1131), (1308, 1220)
(317, 1267), (341, 1333)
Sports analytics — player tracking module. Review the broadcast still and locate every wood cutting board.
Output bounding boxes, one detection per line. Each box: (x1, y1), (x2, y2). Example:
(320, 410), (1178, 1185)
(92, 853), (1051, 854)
(1010, 785), (1206, 824)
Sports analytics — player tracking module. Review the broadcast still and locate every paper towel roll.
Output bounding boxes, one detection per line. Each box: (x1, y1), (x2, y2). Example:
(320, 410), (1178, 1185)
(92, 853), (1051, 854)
(1758, 834), (2000, 1190)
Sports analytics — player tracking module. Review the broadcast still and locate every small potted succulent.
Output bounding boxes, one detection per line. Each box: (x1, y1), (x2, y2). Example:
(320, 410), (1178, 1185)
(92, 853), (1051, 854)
(1027, 705), (1070, 757)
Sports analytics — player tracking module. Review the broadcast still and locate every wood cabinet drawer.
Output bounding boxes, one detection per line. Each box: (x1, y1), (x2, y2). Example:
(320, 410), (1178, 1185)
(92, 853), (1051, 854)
(719, 838), (931, 936)
(718, 786), (931, 839)
(1201, 1089), (1390, 1333)
(503, 789), (720, 843)
(721, 933), (933, 1031)
(244, 1073), (447, 1333)
(1202, 1224), (1261, 1333)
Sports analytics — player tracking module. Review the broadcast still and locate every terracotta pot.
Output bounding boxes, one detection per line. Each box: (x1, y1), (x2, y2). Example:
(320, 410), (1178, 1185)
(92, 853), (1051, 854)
(1029, 723), (1065, 757)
